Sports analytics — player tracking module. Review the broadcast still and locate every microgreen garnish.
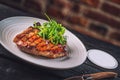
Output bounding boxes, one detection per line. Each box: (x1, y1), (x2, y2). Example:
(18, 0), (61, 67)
(33, 14), (66, 45)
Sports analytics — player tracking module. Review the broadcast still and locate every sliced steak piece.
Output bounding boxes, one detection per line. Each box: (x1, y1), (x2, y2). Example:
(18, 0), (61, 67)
(13, 27), (67, 58)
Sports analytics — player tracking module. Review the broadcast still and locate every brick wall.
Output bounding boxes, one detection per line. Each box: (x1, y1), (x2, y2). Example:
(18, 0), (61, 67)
(0, 0), (120, 47)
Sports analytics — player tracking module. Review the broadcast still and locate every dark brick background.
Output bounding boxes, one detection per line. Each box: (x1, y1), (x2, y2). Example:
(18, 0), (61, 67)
(0, 0), (120, 47)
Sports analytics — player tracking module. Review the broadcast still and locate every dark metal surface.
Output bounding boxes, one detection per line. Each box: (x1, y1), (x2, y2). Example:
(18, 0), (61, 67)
(0, 3), (120, 80)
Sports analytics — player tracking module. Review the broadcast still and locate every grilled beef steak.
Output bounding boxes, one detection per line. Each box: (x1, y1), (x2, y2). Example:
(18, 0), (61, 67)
(13, 27), (67, 58)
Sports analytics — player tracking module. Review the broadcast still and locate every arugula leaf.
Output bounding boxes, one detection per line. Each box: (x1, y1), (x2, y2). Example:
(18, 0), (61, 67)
(33, 15), (66, 45)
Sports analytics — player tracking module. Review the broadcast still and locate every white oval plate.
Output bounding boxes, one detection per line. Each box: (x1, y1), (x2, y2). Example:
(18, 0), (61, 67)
(88, 49), (118, 69)
(0, 16), (87, 69)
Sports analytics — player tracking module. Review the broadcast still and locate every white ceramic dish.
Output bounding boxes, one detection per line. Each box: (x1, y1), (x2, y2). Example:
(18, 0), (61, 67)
(88, 49), (118, 69)
(0, 16), (87, 69)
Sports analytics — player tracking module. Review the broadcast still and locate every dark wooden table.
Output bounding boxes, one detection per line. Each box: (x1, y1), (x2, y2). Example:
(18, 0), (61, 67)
(0, 4), (120, 80)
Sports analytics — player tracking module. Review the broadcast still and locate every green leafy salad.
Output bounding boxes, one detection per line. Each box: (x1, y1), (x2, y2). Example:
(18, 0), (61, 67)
(33, 14), (66, 45)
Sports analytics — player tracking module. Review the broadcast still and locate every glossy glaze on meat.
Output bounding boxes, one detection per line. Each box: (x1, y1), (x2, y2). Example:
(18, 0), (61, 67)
(13, 27), (67, 58)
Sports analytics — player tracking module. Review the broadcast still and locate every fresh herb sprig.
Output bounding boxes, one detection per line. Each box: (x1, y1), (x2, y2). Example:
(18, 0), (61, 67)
(33, 14), (66, 45)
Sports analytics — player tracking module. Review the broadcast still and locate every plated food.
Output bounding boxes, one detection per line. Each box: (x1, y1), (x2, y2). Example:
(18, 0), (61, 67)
(13, 17), (67, 59)
(0, 16), (87, 69)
